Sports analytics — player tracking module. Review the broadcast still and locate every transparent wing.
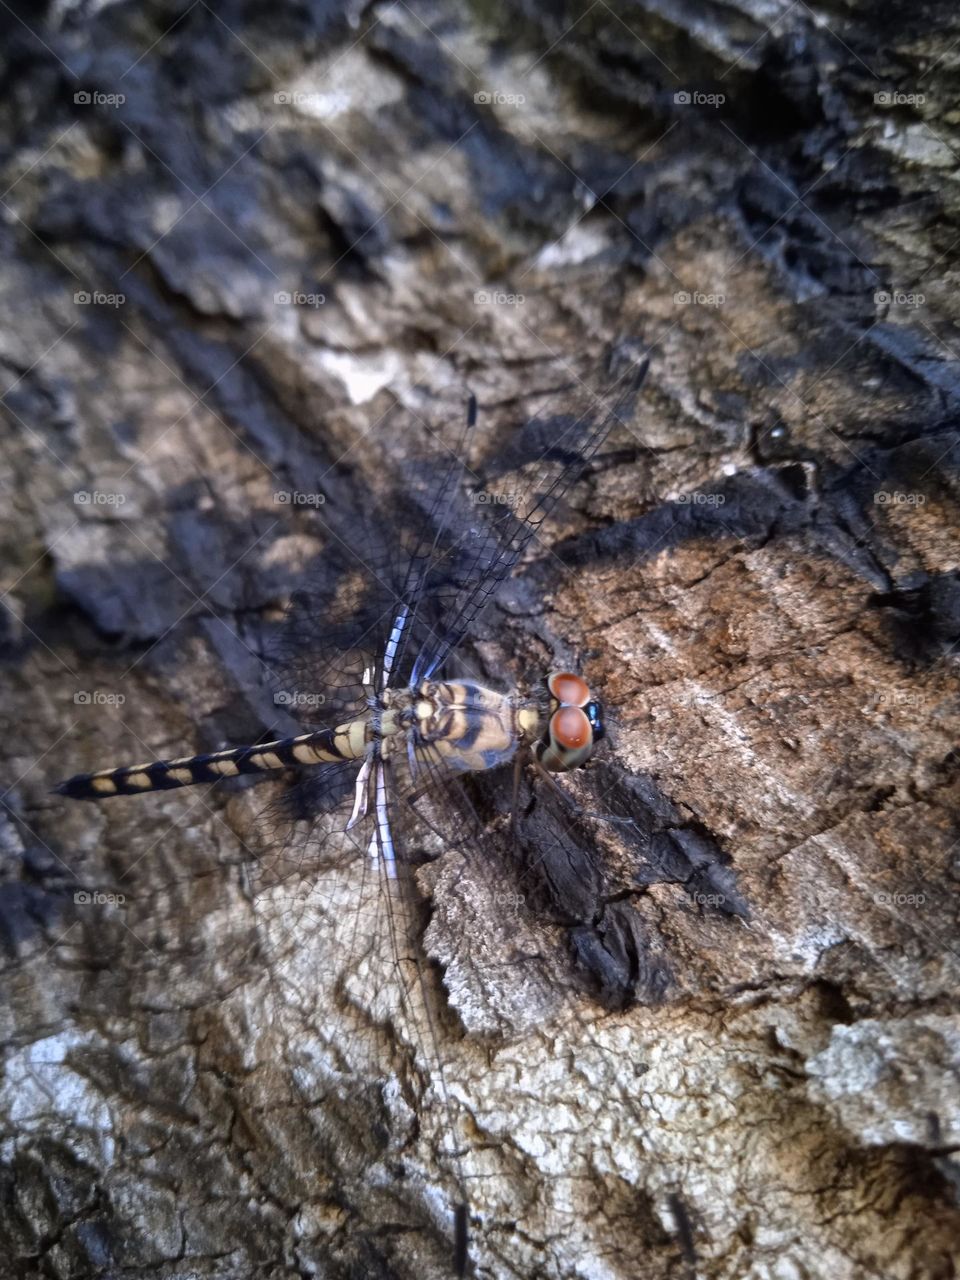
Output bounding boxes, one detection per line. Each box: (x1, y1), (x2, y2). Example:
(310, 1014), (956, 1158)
(265, 394), (491, 724)
(267, 355), (648, 723)
(219, 735), (474, 1271)
(411, 356), (649, 683)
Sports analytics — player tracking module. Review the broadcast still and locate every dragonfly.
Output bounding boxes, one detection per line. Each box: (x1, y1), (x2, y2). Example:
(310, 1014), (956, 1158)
(56, 352), (653, 1276)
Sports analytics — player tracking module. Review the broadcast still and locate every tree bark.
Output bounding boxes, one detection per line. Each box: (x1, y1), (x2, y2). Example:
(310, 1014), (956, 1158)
(2, 2), (959, 1278)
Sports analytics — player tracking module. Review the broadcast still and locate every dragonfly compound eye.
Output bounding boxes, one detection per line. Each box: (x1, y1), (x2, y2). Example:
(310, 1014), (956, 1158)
(537, 703), (598, 771)
(551, 705), (591, 750)
(547, 671), (590, 706)
(538, 670), (604, 769)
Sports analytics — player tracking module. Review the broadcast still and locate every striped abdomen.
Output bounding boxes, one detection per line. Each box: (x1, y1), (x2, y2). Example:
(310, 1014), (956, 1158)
(56, 718), (370, 800)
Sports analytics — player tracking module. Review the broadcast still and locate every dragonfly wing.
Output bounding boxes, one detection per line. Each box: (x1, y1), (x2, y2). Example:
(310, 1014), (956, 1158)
(364, 755), (474, 1268)
(412, 357), (649, 683)
(266, 359), (648, 722)
(266, 404), (495, 725)
(266, 531), (412, 727)
(225, 762), (471, 1272)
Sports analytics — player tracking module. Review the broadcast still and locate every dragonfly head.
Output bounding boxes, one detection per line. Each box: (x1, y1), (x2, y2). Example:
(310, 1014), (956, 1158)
(537, 671), (605, 772)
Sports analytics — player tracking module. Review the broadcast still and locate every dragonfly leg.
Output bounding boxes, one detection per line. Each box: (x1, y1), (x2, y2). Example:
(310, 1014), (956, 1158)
(346, 755), (373, 830)
(530, 754), (585, 815)
(400, 783), (468, 851)
(530, 756), (643, 831)
(510, 747), (530, 841)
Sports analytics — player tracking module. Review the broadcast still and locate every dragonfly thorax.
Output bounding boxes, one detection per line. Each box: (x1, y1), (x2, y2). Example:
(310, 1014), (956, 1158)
(384, 679), (527, 775)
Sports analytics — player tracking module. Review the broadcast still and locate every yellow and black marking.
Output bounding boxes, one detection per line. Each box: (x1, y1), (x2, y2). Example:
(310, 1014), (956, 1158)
(56, 674), (603, 803)
(412, 680), (522, 774)
(56, 718), (370, 801)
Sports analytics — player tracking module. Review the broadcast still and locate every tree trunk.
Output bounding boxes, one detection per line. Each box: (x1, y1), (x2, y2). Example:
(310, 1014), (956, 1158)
(2, 2), (959, 1278)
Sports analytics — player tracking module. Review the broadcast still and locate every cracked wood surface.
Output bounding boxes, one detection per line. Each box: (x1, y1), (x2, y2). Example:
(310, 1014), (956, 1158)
(2, 2), (960, 1279)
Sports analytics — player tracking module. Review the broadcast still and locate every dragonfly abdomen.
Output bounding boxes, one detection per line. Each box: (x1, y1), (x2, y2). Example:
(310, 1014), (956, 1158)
(55, 719), (370, 800)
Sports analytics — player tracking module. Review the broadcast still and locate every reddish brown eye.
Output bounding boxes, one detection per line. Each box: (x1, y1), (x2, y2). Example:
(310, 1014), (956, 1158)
(552, 705), (591, 750)
(548, 672), (590, 706)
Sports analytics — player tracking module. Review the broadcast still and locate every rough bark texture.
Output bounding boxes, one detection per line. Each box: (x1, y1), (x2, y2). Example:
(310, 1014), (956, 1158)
(2, 2), (959, 1278)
